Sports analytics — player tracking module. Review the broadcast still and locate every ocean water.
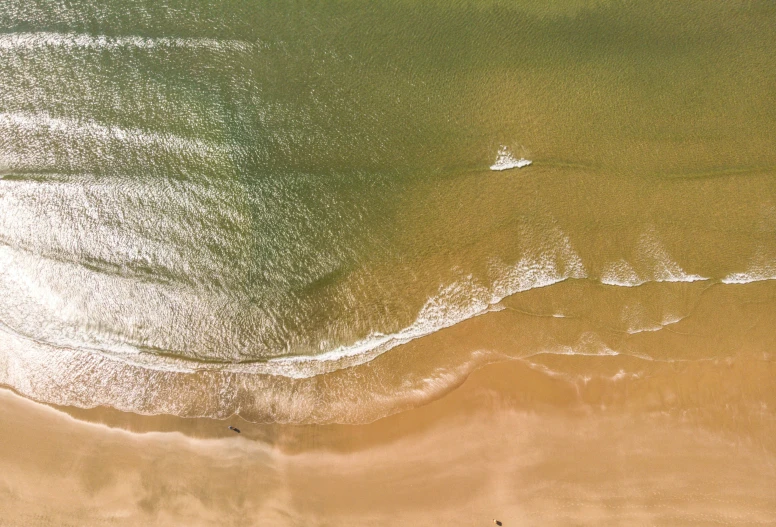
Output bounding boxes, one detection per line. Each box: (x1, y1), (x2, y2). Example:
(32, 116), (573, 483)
(0, 0), (775, 423)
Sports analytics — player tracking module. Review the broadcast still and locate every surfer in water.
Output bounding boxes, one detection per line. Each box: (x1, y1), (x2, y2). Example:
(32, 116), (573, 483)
(228, 426), (241, 434)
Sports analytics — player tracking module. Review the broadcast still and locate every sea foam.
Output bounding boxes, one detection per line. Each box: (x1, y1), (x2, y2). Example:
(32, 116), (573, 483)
(600, 259), (646, 287)
(490, 146), (531, 171)
(0, 223), (589, 379)
(721, 250), (776, 284)
(269, 227), (586, 377)
(600, 230), (707, 286)
(1, 216), (759, 382)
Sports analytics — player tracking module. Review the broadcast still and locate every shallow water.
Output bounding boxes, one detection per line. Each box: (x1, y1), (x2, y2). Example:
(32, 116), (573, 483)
(0, 0), (775, 423)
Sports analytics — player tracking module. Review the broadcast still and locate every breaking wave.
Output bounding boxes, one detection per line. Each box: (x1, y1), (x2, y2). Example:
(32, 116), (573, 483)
(721, 249), (776, 284)
(600, 230), (708, 286)
(1, 221), (747, 380)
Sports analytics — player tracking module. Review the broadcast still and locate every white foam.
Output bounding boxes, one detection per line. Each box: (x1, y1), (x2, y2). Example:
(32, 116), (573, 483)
(490, 146), (531, 171)
(626, 313), (686, 335)
(722, 272), (776, 284)
(71, 229), (585, 379)
(601, 231), (708, 286)
(638, 231), (708, 283)
(267, 229), (588, 378)
(267, 279), (494, 378)
(539, 332), (621, 358)
(0, 229), (584, 379)
(537, 346), (619, 358)
(0, 32), (265, 53)
(721, 251), (776, 284)
(601, 259), (646, 287)
(1, 217), (741, 382)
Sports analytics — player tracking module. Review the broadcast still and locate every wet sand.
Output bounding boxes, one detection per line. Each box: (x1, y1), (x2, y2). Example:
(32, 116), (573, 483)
(1, 2), (776, 524)
(2, 351), (775, 526)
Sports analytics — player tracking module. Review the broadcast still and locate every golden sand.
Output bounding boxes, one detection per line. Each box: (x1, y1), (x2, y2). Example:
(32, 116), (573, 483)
(1, 350), (774, 526)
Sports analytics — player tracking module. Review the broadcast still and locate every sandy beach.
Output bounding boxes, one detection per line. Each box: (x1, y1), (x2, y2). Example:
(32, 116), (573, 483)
(2, 1), (776, 524)
(2, 348), (775, 526)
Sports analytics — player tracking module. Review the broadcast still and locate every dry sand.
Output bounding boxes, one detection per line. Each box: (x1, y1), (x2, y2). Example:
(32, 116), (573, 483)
(1, 353), (775, 526)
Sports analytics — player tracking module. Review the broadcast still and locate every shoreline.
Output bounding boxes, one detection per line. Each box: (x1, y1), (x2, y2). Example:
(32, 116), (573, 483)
(3, 278), (775, 426)
(2, 354), (775, 525)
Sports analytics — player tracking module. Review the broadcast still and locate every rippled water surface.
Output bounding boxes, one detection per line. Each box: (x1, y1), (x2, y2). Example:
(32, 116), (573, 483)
(1, 0), (775, 422)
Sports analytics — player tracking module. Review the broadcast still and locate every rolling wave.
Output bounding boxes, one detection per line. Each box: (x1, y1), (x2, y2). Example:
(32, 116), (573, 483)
(1, 218), (757, 379)
(721, 250), (776, 284)
(600, 231), (708, 286)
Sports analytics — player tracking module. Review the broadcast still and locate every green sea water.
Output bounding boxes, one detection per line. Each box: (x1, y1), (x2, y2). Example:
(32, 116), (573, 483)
(0, 1), (775, 421)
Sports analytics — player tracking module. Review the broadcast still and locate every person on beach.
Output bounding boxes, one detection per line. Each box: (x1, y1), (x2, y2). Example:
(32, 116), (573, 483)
(228, 426), (241, 433)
